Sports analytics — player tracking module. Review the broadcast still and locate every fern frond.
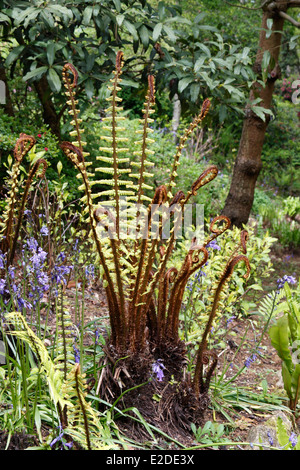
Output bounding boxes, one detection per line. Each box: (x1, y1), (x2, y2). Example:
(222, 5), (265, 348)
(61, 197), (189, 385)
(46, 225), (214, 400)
(6, 312), (71, 411)
(166, 99), (211, 199)
(0, 134), (36, 255)
(63, 364), (116, 450)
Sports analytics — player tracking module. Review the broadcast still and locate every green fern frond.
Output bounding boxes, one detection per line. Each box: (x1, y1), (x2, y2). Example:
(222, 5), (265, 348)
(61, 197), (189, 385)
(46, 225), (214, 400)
(63, 364), (115, 450)
(6, 312), (71, 411)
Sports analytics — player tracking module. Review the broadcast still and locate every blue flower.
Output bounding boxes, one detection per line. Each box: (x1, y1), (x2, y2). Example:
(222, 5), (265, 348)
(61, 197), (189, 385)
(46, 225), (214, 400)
(40, 225), (49, 236)
(289, 432), (298, 448)
(277, 275), (297, 290)
(207, 239), (221, 251)
(244, 353), (257, 368)
(152, 359), (165, 382)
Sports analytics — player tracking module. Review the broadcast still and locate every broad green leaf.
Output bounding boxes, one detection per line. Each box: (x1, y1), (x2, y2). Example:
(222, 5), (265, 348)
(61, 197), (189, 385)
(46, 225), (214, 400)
(178, 76), (194, 93)
(5, 45), (25, 67)
(282, 362), (292, 399)
(163, 25), (176, 42)
(269, 316), (293, 372)
(83, 6), (93, 26)
(198, 44), (211, 57)
(153, 23), (163, 42)
(116, 14), (125, 27)
(291, 364), (300, 397)
(139, 25), (149, 49)
(276, 416), (290, 448)
(190, 82), (200, 102)
(84, 78), (94, 99)
(46, 43), (56, 66)
(112, 0), (121, 12)
(251, 106), (273, 122)
(47, 68), (61, 93)
(23, 66), (48, 82)
(123, 20), (138, 40)
(194, 56), (206, 73)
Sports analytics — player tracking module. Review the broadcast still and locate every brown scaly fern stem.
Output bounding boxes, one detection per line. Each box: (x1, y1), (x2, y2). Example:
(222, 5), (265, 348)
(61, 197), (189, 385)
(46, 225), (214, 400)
(0, 134), (36, 256)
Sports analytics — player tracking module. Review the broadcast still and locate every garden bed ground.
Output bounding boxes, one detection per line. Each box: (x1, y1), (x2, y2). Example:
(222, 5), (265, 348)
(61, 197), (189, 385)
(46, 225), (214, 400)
(1, 246), (299, 450)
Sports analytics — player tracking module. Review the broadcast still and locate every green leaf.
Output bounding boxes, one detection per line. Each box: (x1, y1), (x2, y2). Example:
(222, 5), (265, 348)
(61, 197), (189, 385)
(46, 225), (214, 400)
(276, 416), (289, 448)
(194, 56), (206, 73)
(251, 106), (273, 122)
(190, 82), (200, 102)
(23, 66), (48, 82)
(123, 20), (138, 40)
(269, 316), (293, 372)
(84, 78), (94, 99)
(153, 23), (163, 42)
(46, 43), (56, 66)
(198, 44), (211, 58)
(83, 6), (93, 26)
(112, 0), (122, 12)
(178, 76), (194, 93)
(116, 14), (125, 27)
(163, 25), (176, 42)
(47, 68), (61, 93)
(139, 25), (149, 49)
(5, 45), (25, 67)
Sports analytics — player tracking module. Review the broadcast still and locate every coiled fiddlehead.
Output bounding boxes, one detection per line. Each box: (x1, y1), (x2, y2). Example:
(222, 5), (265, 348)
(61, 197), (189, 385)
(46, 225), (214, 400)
(0, 134), (36, 257)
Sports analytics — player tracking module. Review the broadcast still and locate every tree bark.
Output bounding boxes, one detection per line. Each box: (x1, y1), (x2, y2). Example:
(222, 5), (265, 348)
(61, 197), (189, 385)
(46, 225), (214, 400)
(34, 74), (61, 141)
(171, 93), (181, 144)
(221, 3), (287, 227)
(0, 55), (14, 117)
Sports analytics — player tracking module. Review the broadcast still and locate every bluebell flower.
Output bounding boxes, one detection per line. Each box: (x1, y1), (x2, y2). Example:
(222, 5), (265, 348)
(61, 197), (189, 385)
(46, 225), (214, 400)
(73, 344), (80, 364)
(40, 225), (49, 236)
(0, 279), (7, 295)
(289, 432), (297, 448)
(277, 275), (297, 290)
(50, 425), (73, 450)
(207, 239), (221, 251)
(152, 359), (165, 382)
(244, 353), (257, 368)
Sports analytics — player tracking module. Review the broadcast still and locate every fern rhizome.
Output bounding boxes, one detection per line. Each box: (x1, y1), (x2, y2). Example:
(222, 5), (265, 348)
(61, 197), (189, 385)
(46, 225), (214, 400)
(60, 51), (250, 423)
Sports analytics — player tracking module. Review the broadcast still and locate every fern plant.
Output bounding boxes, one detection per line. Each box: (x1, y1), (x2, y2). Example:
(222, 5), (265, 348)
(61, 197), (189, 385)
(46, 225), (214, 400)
(60, 52), (250, 401)
(0, 133), (47, 268)
(5, 311), (114, 450)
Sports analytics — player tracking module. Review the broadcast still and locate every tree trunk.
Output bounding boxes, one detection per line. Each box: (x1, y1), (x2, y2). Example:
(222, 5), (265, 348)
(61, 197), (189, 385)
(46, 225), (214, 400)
(0, 55), (14, 117)
(34, 75), (61, 141)
(221, 4), (286, 227)
(172, 93), (181, 144)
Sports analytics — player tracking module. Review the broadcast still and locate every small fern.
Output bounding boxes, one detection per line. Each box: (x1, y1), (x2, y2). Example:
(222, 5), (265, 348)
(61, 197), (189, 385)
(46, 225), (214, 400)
(6, 311), (115, 450)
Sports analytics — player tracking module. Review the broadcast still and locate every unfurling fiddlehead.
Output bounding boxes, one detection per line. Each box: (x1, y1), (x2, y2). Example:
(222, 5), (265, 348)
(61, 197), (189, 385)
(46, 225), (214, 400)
(0, 134), (36, 257)
(8, 158), (47, 266)
(193, 255), (251, 396)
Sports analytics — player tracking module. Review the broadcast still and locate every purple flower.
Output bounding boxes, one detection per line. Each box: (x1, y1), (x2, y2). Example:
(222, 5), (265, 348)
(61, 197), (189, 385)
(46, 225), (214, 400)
(0, 279), (7, 295)
(277, 275), (297, 290)
(50, 425), (73, 450)
(244, 353), (257, 368)
(207, 239), (221, 251)
(73, 344), (80, 364)
(152, 359), (165, 382)
(289, 432), (298, 448)
(40, 225), (49, 236)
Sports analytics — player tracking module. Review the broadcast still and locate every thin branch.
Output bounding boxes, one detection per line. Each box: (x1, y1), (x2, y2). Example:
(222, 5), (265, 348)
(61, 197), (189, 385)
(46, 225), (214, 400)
(279, 10), (300, 27)
(287, 0), (300, 7)
(223, 0), (274, 10)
